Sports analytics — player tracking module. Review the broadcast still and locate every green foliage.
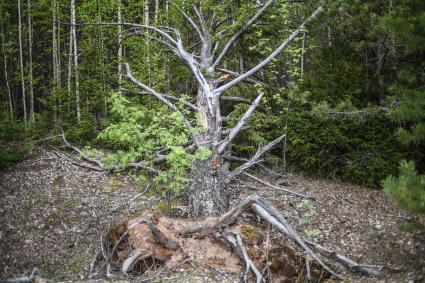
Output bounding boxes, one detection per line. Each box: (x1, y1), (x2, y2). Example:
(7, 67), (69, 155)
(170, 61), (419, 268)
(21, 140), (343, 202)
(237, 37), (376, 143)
(383, 161), (425, 216)
(0, 109), (32, 170)
(97, 92), (211, 195)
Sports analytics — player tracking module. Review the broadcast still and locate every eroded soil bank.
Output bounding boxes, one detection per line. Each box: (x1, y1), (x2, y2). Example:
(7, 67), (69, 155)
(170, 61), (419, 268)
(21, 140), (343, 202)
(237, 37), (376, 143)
(0, 147), (424, 282)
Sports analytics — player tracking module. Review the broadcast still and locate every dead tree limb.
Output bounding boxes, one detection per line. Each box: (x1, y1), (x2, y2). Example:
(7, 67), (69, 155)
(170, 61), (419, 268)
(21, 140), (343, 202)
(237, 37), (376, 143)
(250, 202), (344, 280)
(214, 6), (323, 94)
(229, 135), (286, 180)
(235, 232), (264, 283)
(170, 1), (203, 41)
(243, 172), (314, 200)
(125, 63), (193, 131)
(121, 88), (199, 112)
(52, 133), (159, 174)
(216, 68), (266, 85)
(218, 92), (264, 153)
(212, 0), (277, 69)
(302, 239), (382, 277)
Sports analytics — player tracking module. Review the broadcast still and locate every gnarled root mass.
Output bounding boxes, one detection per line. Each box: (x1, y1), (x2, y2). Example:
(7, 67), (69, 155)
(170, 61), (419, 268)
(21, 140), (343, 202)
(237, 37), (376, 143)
(90, 196), (383, 282)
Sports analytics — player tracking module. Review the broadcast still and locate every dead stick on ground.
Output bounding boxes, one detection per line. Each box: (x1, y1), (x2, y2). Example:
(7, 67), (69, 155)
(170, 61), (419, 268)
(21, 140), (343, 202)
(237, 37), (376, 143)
(234, 233), (264, 283)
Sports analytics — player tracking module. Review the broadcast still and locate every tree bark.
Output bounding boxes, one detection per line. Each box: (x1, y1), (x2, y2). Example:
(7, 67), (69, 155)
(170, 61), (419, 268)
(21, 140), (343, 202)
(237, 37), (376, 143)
(18, 0), (27, 125)
(27, 0), (34, 123)
(188, 158), (230, 217)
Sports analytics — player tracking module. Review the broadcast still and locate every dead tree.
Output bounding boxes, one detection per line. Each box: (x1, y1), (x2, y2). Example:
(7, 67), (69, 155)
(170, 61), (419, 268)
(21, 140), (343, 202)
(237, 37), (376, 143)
(111, 1), (324, 217)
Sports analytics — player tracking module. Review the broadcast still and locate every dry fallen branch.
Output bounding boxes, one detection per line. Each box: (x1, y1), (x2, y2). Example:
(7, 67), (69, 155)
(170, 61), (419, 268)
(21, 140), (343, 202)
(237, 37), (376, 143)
(243, 172), (314, 200)
(234, 232), (264, 283)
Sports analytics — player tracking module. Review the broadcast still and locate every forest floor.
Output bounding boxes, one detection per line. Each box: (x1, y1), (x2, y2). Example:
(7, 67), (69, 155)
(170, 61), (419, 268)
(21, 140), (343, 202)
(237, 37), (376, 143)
(0, 147), (424, 282)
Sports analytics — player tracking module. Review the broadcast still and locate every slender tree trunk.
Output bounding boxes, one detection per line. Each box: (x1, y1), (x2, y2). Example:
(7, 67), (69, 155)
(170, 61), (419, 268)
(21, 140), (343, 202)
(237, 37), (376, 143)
(67, 24), (73, 111)
(154, 0), (159, 23)
(70, 0), (80, 122)
(165, 0), (169, 22)
(27, 0), (34, 123)
(96, 0), (106, 118)
(144, 0), (151, 82)
(117, 0), (123, 92)
(18, 0), (27, 125)
(376, 36), (387, 104)
(300, 32), (306, 77)
(0, 16), (13, 121)
(52, 0), (58, 122)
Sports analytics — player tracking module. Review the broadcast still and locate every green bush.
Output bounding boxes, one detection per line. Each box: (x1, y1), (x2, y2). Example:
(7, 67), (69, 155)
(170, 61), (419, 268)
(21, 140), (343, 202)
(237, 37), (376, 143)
(384, 161), (425, 216)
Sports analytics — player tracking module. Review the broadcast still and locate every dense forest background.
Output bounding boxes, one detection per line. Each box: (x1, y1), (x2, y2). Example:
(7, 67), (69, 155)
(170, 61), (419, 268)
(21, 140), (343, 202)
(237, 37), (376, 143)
(0, 0), (424, 215)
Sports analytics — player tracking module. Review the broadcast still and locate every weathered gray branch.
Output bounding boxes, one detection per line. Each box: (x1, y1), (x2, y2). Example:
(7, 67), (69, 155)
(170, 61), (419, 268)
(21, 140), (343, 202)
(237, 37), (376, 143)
(229, 134), (285, 179)
(125, 63), (193, 130)
(218, 92), (264, 153)
(121, 88), (198, 112)
(214, 6), (323, 94)
(212, 0), (277, 69)
(251, 201), (344, 280)
(171, 1), (204, 41)
(217, 68), (266, 85)
(243, 172), (314, 200)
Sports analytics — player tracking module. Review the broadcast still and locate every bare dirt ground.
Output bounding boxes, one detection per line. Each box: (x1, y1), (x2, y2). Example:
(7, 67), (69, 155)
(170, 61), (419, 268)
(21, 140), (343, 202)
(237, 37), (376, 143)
(0, 147), (424, 282)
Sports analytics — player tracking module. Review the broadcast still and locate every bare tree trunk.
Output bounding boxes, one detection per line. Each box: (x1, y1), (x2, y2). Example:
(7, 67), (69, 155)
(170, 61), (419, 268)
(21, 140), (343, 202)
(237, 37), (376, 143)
(52, 0), (58, 122)
(376, 36), (387, 104)
(67, 3), (73, 112)
(18, 0), (27, 125)
(154, 0), (159, 23)
(165, 0), (169, 22)
(144, 0), (151, 83)
(27, 0), (34, 123)
(0, 15), (13, 121)
(70, 0), (81, 122)
(96, 0), (107, 117)
(300, 32), (306, 77)
(117, 0), (123, 93)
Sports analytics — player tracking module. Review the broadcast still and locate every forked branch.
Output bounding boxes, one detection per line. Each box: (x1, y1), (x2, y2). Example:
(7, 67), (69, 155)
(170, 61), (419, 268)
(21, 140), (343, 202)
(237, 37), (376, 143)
(218, 92), (264, 154)
(214, 6), (323, 94)
(230, 134), (286, 179)
(212, 0), (277, 69)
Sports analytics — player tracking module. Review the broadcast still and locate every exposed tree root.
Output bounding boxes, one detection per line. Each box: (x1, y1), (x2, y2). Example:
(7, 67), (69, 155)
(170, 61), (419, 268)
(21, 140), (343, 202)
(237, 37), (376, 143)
(90, 195), (384, 282)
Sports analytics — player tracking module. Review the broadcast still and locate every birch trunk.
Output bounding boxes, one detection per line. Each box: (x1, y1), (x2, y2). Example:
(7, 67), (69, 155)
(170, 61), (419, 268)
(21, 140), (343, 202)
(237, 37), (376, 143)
(0, 16), (13, 121)
(18, 0), (27, 125)
(70, 0), (81, 122)
(67, 4), (73, 110)
(117, 0), (123, 92)
(27, 0), (34, 123)
(52, 0), (58, 121)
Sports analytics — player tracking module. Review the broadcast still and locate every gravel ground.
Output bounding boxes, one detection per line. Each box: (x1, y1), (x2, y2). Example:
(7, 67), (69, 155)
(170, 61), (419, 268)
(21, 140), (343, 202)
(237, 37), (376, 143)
(0, 147), (424, 282)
